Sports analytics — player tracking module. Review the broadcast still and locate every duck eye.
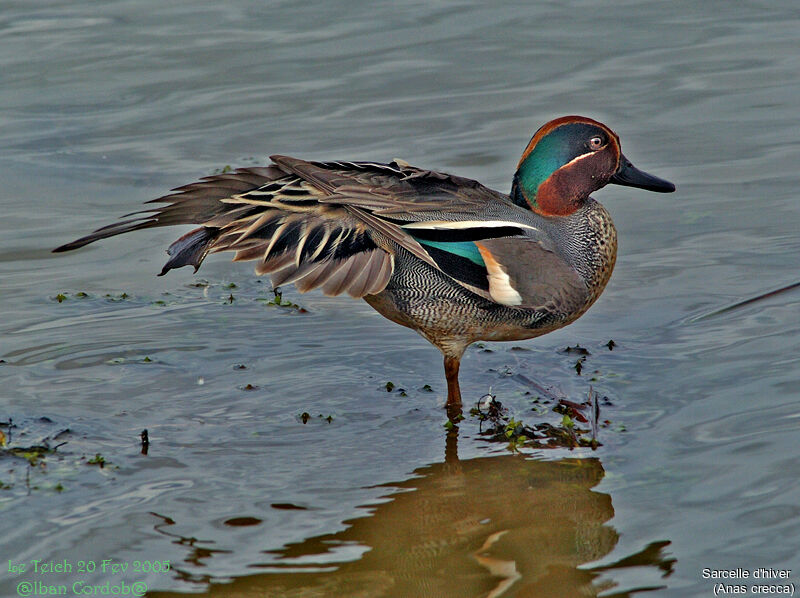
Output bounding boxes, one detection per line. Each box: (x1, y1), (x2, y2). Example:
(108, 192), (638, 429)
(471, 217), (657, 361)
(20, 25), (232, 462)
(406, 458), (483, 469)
(588, 136), (604, 151)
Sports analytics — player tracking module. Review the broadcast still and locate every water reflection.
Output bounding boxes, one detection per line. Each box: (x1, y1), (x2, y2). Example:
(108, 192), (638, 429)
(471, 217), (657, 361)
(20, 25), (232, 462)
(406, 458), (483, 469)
(153, 449), (673, 597)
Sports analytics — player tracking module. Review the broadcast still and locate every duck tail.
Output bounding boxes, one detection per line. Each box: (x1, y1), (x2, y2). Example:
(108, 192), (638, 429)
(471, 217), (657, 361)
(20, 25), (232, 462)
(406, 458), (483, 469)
(52, 166), (287, 275)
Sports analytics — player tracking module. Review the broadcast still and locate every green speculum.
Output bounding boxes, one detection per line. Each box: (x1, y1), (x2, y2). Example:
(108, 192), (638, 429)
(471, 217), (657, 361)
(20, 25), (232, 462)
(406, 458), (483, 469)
(416, 238), (485, 266)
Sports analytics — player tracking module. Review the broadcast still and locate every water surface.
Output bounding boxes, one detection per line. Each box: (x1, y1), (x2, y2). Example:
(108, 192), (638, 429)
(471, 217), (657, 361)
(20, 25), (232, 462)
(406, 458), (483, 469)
(2, 1), (799, 596)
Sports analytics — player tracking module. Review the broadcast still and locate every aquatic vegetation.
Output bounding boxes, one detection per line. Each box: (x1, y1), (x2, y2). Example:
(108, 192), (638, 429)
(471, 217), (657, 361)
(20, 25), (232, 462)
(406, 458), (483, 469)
(574, 357), (586, 375)
(105, 355), (157, 365)
(86, 453), (106, 467)
(469, 389), (603, 450)
(106, 292), (130, 301)
(8, 445), (53, 466)
(561, 344), (591, 356)
(299, 412), (334, 424)
(259, 287), (306, 312)
(0, 418), (125, 489)
(382, 380), (410, 396)
(53, 291), (90, 302)
(0, 419), (104, 493)
(443, 412), (465, 431)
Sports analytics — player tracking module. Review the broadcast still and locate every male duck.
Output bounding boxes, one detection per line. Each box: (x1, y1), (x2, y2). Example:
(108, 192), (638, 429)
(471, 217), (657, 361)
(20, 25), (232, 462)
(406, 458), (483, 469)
(55, 116), (674, 408)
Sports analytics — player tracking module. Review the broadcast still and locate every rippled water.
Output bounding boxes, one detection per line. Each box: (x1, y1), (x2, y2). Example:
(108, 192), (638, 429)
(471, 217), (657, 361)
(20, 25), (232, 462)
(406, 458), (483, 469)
(2, 1), (799, 596)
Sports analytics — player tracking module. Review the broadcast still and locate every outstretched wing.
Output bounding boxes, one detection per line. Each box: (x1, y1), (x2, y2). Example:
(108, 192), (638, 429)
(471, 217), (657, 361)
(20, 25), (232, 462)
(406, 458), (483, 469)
(54, 156), (536, 300)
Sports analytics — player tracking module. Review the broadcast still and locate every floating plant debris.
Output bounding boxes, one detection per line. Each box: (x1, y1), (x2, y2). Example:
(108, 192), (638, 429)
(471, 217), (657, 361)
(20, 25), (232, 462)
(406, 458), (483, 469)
(470, 388), (604, 450)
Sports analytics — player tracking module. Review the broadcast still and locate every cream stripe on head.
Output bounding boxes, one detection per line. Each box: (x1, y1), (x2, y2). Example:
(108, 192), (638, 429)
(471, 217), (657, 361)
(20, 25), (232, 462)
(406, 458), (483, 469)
(475, 242), (522, 306)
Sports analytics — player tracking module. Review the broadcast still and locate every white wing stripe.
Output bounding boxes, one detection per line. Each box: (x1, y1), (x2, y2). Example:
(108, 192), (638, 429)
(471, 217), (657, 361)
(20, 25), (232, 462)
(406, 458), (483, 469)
(401, 220), (537, 231)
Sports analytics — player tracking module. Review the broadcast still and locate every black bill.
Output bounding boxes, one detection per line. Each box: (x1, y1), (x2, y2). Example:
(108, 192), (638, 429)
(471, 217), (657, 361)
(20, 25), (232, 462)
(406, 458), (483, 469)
(610, 154), (675, 193)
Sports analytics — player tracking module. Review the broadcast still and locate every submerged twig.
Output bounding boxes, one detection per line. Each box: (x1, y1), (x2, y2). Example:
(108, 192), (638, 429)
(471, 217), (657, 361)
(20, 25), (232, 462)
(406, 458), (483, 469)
(691, 280), (800, 322)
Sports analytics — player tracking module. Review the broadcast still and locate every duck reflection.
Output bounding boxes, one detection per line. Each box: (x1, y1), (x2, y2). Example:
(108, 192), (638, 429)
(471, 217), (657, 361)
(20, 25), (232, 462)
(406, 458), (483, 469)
(155, 447), (673, 597)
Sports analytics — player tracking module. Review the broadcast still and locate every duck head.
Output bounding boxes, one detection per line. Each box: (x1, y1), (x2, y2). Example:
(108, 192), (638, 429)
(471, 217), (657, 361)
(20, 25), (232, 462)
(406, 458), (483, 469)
(510, 116), (675, 216)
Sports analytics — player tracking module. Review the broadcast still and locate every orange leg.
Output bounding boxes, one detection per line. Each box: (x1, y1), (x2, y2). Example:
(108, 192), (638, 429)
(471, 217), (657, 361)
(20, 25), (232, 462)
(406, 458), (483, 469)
(444, 355), (462, 408)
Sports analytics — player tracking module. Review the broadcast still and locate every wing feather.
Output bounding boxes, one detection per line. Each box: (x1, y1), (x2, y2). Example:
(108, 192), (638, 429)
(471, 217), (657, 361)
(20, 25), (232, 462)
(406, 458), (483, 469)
(293, 259), (349, 293)
(319, 253), (363, 296)
(54, 155), (535, 302)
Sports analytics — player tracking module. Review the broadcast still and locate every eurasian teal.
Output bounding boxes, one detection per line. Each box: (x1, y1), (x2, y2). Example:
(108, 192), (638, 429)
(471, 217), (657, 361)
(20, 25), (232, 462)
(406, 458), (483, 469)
(55, 116), (675, 408)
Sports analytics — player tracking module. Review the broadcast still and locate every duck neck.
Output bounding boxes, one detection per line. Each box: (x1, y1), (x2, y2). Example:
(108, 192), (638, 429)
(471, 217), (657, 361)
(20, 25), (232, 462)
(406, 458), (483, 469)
(557, 200), (618, 301)
(512, 150), (587, 216)
(510, 172), (533, 210)
(510, 149), (554, 212)
(511, 167), (585, 216)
